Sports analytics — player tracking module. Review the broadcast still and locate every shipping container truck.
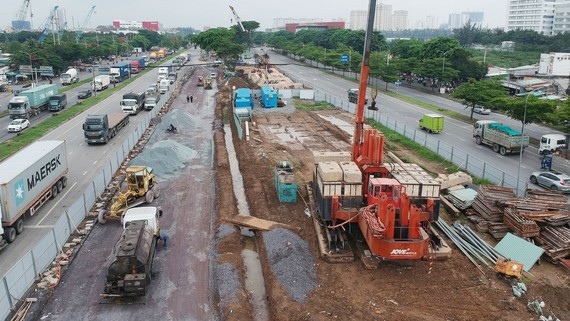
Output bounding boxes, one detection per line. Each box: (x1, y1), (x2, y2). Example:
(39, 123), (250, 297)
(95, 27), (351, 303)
(7, 84), (58, 119)
(131, 57), (145, 74)
(60, 68), (79, 85)
(93, 75), (111, 91)
(0, 140), (69, 246)
(83, 112), (130, 144)
(110, 62), (131, 83)
(48, 93), (67, 112)
(145, 94), (160, 110)
(418, 114), (444, 133)
(121, 92), (146, 115)
(473, 120), (529, 155)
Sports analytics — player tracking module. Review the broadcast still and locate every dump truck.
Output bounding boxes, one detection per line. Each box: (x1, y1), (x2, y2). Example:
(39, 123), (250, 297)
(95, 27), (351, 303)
(93, 74), (111, 91)
(48, 93), (67, 112)
(121, 92), (146, 115)
(473, 120), (529, 155)
(419, 114), (444, 133)
(7, 84), (58, 119)
(83, 112), (130, 144)
(60, 68), (79, 85)
(0, 141), (69, 246)
(348, 88), (368, 104)
(204, 77), (213, 90)
(101, 219), (157, 298)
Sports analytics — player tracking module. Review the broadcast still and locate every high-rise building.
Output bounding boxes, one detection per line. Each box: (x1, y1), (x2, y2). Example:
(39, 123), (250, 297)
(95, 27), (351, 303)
(425, 16), (439, 29)
(462, 12), (484, 25)
(448, 13), (462, 29)
(505, 0), (557, 35)
(392, 10), (409, 30)
(553, 1), (570, 34)
(373, 2), (392, 31)
(349, 10), (368, 30)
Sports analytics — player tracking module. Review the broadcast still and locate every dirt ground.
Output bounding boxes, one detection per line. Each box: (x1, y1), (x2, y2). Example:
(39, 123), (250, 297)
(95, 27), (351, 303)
(213, 78), (570, 321)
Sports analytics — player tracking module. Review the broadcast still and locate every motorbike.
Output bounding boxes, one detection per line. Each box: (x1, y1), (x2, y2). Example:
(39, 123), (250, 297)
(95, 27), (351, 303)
(166, 125), (178, 134)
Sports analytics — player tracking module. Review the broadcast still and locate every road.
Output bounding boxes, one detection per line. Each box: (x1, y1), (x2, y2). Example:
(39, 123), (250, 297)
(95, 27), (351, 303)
(269, 50), (550, 193)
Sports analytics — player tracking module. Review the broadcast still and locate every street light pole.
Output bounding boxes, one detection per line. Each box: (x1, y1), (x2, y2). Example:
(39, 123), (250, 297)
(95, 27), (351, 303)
(19, 50), (40, 85)
(515, 92), (533, 196)
(441, 50), (452, 83)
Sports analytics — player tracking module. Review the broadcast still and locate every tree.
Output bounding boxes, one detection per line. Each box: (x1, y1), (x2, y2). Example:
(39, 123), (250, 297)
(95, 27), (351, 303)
(451, 79), (506, 119)
(498, 95), (556, 126)
(453, 21), (481, 46)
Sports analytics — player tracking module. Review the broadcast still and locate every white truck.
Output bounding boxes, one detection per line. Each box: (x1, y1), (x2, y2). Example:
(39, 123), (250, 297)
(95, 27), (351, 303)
(121, 92), (146, 115)
(121, 206), (163, 237)
(60, 68), (79, 85)
(473, 120), (529, 155)
(145, 94), (161, 111)
(157, 67), (170, 82)
(93, 74), (111, 91)
(159, 79), (170, 94)
(0, 141), (69, 247)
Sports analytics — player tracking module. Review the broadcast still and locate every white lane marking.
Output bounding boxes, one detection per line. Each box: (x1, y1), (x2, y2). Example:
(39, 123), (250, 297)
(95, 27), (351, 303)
(93, 160), (98, 165)
(24, 225), (54, 229)
(83, 171), (88, 176)
(36, 182), (78, 226)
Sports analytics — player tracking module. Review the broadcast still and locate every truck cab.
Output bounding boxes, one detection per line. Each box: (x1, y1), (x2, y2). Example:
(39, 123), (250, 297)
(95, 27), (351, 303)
(122, 206), (163, 237)
(145, 95), (160, 110)
(83, 114), (109, 143)
(159, 79), (170, 94)
(121, 92), (145, 115)
(7, 96), (30, 119)
(539, 134), (567, 155)
(48, 94), (67, 112)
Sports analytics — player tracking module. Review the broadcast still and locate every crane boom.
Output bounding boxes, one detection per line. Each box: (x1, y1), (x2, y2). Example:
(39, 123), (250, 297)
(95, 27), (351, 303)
(76, 5), (96, 43)
(229, 5), (245, 32)
(13, 0), (31, 30)
(38, 5), (58, 42)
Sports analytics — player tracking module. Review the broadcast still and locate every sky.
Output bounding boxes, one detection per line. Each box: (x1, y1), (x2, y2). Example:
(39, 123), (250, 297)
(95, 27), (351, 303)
(1, 0), (508, 31)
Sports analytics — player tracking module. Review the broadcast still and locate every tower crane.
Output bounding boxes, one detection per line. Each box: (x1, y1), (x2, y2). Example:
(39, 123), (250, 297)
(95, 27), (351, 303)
(38, 6), (58, 43)
(76, 6), (96, 43)
(13, 0), (31, 30)
(229, 5), (245, 32)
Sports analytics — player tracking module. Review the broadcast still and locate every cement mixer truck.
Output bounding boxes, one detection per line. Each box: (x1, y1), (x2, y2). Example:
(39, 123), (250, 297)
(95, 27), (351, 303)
(61, 68), (79, 85)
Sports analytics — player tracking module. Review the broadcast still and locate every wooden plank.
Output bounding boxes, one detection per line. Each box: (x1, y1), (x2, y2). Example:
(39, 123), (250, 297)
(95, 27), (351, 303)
(223, 215), (296, 231)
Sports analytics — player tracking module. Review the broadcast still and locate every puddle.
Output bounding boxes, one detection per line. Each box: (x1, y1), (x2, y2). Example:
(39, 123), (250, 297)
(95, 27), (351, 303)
(224, 124), (269, 320)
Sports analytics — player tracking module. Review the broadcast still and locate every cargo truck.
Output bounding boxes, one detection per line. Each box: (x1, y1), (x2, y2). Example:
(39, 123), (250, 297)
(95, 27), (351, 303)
(539, 134), (570, 173)
(7, 84), (58, 119)
(418, 114), (444, 133)
(473, 120), (529, 155)
(83, 112), (130, 144)
(60, 68), (79, 85)
(121, 92), (146, 115)
(159, 79), (170, 94)
(93, 74), (111, 91)
(131, 57), (145, 74)
(157, 66), (172, 82)
(145, 94), (160, 110)
(48, 93), (67, 112)
(0, 140), (69, 246)
(168, 72), (177, 84)
(110, 62), (131, 83)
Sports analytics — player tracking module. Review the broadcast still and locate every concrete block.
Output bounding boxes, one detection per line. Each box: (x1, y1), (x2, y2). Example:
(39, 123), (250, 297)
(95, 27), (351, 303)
(63, 243), (76, 248)
(85, 226), (92, 231)
(72, 238), (82, 244)
(37, 281), (49, 290)
(59, 260), (69, 266)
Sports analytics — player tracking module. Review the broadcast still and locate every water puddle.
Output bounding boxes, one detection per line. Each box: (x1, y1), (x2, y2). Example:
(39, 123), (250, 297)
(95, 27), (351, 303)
(224, 124), (269, 321)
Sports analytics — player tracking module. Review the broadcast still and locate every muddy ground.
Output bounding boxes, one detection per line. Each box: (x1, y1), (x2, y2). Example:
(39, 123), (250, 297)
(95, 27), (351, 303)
(213, 78), (570, 321)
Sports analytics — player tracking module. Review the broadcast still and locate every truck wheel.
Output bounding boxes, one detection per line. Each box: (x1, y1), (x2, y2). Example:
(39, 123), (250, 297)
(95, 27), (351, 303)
(56, 180), (63, 193)
(61, 176), (68, 188)
(152, 185), (160, 199)
(50, 185), (58, 199)
(499, 146), (507, 156)
(145, 190), (154, 203)
(475, 136), (482, 145)
(5, 227), (16, 243)
(530, 176), (538, 184)
(15, 219), (24, 235)
(492, 144), (500, 153)
(98, 210), (107, 224)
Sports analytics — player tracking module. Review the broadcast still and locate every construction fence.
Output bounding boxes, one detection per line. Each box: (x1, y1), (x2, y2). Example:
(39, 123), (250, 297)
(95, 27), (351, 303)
(0, 86), (174, 321)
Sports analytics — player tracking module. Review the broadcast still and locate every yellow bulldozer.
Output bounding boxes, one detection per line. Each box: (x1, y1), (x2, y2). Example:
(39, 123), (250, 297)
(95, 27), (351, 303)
(98, 166), (160, 224)
(204, 77), (213, 90)
(495, 258), (523, 279)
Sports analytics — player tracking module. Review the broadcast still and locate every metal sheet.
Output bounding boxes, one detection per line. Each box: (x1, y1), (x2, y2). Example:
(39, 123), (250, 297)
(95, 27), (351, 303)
(495, 233), (544, 272)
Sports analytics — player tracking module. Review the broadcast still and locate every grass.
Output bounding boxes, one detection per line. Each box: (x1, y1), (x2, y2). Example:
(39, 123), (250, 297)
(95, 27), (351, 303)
(294, 99), (331, 111)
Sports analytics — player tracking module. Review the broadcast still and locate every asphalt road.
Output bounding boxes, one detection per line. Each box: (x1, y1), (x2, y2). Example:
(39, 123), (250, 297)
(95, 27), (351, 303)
(269, 50), (550, 193)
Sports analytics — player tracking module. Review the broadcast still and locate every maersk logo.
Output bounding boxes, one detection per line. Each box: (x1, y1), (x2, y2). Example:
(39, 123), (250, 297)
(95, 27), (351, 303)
(14, 179), (26, 206)
(390, 248), (417, 256)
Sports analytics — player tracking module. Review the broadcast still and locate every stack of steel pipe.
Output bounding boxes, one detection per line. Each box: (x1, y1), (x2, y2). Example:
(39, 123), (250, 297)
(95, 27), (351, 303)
(436, 220), (504, 274)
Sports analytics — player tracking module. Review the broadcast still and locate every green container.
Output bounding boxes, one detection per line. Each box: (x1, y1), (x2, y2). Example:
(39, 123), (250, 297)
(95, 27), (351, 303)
(419, 113), (444, 133)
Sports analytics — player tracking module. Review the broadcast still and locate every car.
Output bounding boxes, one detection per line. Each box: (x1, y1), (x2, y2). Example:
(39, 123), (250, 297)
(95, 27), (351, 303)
(210, 72), (217, 78)
(529, 170), (570, 193)
(77, 89), (92, 99)
(473, 106), (491, 115)
(7, 119), (30, 132)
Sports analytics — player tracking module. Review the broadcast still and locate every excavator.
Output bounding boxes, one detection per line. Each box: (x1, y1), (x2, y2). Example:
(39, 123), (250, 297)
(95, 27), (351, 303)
(312, 0), (441, 261)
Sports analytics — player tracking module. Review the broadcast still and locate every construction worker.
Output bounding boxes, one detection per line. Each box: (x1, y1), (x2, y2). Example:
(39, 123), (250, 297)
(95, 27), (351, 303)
(186, 95), (190, 103)
(190, 95), (194, 103)
(159, 230), (169, 248)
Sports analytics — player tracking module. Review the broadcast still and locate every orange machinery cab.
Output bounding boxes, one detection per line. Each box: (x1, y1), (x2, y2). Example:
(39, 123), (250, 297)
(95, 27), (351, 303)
(359, 177), (431, 260)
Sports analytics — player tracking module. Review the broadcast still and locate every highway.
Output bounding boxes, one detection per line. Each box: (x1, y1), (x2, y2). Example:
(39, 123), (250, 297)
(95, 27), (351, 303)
(269, 50), (550, 193)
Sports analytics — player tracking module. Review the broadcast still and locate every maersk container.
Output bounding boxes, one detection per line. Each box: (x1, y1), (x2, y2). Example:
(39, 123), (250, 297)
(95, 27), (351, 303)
(0, 140), (69, 226)
(19, 84), (59, 109)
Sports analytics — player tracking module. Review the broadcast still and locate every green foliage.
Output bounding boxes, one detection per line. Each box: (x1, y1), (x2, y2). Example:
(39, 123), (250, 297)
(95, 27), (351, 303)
(496, 95), (557, 125)
(451, 79), (506, 119)
(294, 100), (331, 111)
(194, 28), (245, 60)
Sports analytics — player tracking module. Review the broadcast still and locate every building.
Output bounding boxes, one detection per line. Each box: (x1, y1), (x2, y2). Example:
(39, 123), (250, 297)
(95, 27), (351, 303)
(273, 18), (323, 30)
(553, 1), (570, 34)
(505, 0), (557, 35)
(539, 52), (570, 76)
(349, 10), (368, 30)
(285, 21), (345, 33)
(448, 11), (484, 29)
(11, 20), (31, 31)
(112, 20), (162, 32)
(448, 13), (462, 29)
(425, 16), (439, 29)
(392, 10), (409, 30)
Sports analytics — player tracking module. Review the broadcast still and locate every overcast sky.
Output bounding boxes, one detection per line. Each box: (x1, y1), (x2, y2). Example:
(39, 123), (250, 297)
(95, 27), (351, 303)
(2, 0), (507, 31)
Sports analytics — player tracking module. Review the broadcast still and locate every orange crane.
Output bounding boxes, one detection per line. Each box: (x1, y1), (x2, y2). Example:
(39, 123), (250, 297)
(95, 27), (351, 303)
(313, 0), (439, 260)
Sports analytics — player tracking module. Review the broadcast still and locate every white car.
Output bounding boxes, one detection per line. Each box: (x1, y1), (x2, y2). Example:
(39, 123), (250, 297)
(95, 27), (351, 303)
(473, 106), (491, 115)
(8, 119), (30, 132)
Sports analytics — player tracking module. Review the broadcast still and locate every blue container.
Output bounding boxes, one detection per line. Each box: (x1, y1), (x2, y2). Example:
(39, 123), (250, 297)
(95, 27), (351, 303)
(261, 86), (278, 108)
(234, 88), (253, 108)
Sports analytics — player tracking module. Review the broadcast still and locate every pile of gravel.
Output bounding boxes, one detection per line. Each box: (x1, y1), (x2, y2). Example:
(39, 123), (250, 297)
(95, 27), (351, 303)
(131, 140), (198, 177)
(262, 228), (316, 302)
(215, 263), (240, 306)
